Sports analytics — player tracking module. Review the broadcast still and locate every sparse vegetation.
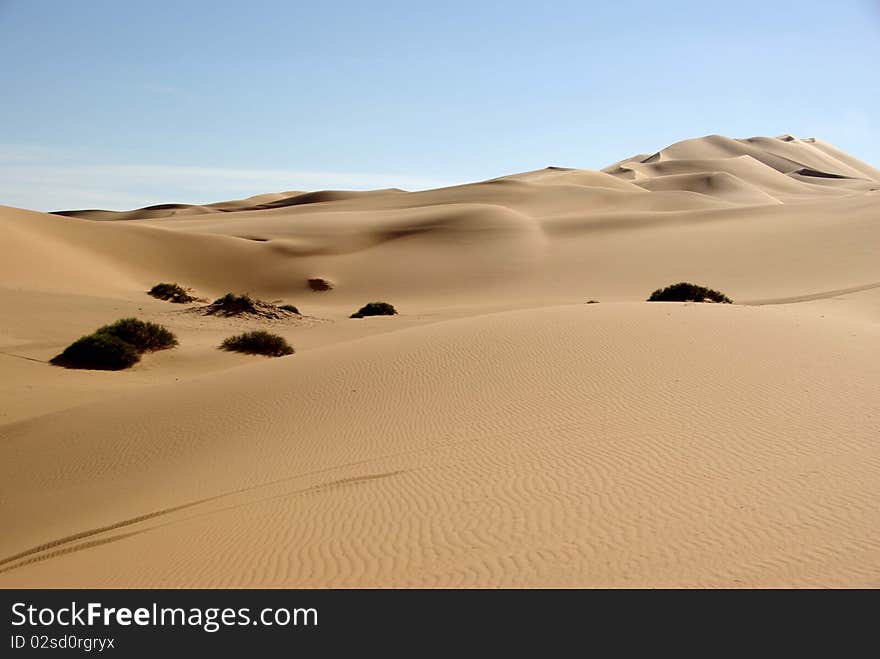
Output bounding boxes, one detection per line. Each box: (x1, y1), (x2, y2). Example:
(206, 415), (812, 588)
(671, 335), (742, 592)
(647, 282), (733, 304)
(307, 278), (334, 292)
(148, 282), (195, 303)
(350, 302), (398, 318)
(202, 293), (301, 318)
(220, 331), (294, 357)
(50, 333), (141, 370)
(207, 293), (260, 316)
(96, 318), (178, 352)
(51, 318), (177, 370)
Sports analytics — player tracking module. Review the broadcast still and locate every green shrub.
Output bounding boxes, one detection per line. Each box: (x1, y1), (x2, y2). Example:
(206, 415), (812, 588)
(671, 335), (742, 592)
(203, 293), (297, 318)
(350, 302), (398, 318)
(148, 282), (195, 303)
(220, 331), (294, 357)
(50, 318), (177, 370)
(207, 293), (259, 316)
(50, 333), (140, 370)
(96, 318), (178, 352)
(647, 282), (733, 304)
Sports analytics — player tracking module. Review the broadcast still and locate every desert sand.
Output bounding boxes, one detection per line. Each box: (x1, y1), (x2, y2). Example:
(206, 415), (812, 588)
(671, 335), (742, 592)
(1, 134), (878, 587)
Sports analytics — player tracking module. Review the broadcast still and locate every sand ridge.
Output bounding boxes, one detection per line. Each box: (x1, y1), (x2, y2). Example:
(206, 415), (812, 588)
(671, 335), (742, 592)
(1, 134), (879, 587)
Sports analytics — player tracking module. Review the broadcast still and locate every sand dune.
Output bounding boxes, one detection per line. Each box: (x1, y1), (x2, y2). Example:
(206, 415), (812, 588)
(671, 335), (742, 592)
(606, 154), (852, 201)
(633, 171), (782, 206)
(1, 304), (878, 587)
(52, 190), (408, 221)
(55, 204), (226, 221)
(2, 134), (879, 587)
(614, 133), (878, 181)
(53, 190), (307, 221)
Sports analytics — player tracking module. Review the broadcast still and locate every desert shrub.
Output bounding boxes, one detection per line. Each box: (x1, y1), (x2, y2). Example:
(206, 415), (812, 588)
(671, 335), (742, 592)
(586, 300), (599, 304)
(307, 278), (334, 291)
(220, 331), (294, 357)
(50, 333), (140, 370)
(148, 282), (195, 303)
(647, 282), (733, 304)
(203, 293), (296, 318)
(96, 318), (178, 352)
(50, 318), (177, 370)
(208, 293), (259, 315)
(350, 302), (398, 318)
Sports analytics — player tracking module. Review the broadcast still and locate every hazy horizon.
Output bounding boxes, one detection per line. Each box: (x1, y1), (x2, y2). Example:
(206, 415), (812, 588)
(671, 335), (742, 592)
(2, 0), (879, 210)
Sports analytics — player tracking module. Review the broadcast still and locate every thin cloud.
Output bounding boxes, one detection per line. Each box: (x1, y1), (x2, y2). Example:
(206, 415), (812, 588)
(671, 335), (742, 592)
(0, 147), (455, 211)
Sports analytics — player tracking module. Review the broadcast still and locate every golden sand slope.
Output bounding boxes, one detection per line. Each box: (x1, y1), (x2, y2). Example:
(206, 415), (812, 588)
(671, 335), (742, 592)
(1, 134), (879, 587)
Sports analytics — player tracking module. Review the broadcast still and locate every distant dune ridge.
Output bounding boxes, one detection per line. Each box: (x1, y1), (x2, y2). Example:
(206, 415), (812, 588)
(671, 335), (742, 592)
(1, 134), (879, 587)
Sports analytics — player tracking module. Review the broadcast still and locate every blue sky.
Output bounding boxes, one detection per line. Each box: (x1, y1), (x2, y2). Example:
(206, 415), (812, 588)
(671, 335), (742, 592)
(1, 0), (878, 210)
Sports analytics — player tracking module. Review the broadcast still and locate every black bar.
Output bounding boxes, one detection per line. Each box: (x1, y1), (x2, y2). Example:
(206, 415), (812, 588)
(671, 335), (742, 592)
(1, 589), (875, 655)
